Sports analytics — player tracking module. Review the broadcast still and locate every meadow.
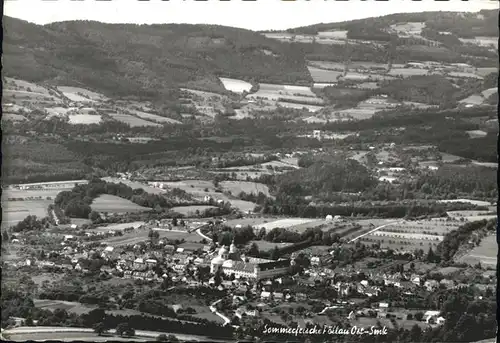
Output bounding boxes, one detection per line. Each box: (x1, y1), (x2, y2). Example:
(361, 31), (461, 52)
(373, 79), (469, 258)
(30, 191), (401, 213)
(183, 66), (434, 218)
(5, 77), (52, 94)
(108, 113), (162, 127)
(99, 228), (203, 246)
(2, 113), (27, 121)
(438, 199), (492, 207)
(466, 130), (488, 139)
(252, 218), (320, 232)
(459, 94), (486, 106)
(92, 221), (146, 232)
(388, 68), (429, 77)
(91, 194), (151, 213)
(68, 114), (102, 124)
(2, 200), (52, 228)
(307, 66), (343, 83)
(457, 234), (496, 267)
(171, 205), (218, 216)
(219, 181), (271, 196)
(57, 86), (109, 102)
(219, 77), (252, 94)
(125, 109), (181, 124)
(45, 106), (73, 117)
(2, 188), (66, 200)
(277, 102), (323, 112)
(247, 83), (324, 105)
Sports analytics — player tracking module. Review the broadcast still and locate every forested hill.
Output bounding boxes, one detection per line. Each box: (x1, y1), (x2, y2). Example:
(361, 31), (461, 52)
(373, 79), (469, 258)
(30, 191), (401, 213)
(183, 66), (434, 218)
(283, 10), (498, 38)
(2, 17), (311, 98)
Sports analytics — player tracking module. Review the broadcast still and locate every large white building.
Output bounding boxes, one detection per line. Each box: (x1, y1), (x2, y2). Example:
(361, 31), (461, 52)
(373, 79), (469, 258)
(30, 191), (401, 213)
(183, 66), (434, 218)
(210, 241), (290, 280)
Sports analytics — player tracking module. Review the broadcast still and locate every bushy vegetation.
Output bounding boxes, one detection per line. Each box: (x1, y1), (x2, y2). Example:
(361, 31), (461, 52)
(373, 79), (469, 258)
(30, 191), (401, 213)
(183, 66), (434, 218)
(273, 158), (376, 198)
(437, 219), (496, 262)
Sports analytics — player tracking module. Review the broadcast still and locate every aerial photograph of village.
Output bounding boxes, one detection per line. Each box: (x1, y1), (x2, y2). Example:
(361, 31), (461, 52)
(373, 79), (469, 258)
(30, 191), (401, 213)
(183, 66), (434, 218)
(1, 1), (498, 342)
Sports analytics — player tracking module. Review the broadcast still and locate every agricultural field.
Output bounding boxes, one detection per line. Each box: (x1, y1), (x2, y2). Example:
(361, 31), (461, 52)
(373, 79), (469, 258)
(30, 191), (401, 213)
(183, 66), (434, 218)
(2, 188), (65, 200)
(459, 94), (486, 106)
(247, 83), (324, 105)
(307, 66), (343, 83)
(2, 113), (27, 121)
(459, 36), (498, 48)
(2, 200), (52, 228)
(108, 113), (162, 127)
(124, 109), (181, 124)
(170, 205), (218, 216)
(45, 106), (73, 117)
(92, 221), (146, 232)
(438, 199), (492, 207)
(34, 299), (96, 315)
(4, 77), (52, 95)
(312, 83), (338, 89)
(371, 231), (443, 241)
(68, 114), (102, 124)
(91, 194), (151, 213)
(317, 30), (348, 39)
(334, 107), (378, 120)
(388, 68), (429, 77)
(5, 332), (148, 342)
(3, 89), (62, 104)
(457, 234), (496, 267)
(99, 228), (203, 246)
(449, 72), (483, 80)
(57, 86), (109, 102)
(219, 77), (252, 94)
(219, 181), (270, 196)
(481, 87), (497, 99)
(277, 102), (323, 112)
(467, 130), (488, 138)
(475, 67), (498, 77)
(252, 218), (320, 233)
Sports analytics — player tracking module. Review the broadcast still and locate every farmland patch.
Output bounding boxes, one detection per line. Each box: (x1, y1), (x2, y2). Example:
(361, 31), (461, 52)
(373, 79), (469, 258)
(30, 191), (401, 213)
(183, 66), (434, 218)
(170, 205), (218, 216)
(92, 221), (146, 232)
(57, 86), (108, 102)
(108, 113), (162, 127)
(219, 77), (253, 94)
(466, 130), (488, 139)
(68, 114), (102, 124)
(91, 194), (151, 213)
(2, 200), (52, 228)
(219, 181), (270, 196)
(2, 113), (27, 121)
(253, 218), (319, 232)
(307, 67), (343, 83)
(126, 109), (182, 124)
(457, 234), (496, 267)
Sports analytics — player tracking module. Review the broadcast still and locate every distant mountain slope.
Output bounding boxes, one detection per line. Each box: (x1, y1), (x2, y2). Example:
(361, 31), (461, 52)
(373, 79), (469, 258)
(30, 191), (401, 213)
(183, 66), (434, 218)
(283, 10), (498, 38)
(268, 10), (498, 66)
(2, 17), (312, 98)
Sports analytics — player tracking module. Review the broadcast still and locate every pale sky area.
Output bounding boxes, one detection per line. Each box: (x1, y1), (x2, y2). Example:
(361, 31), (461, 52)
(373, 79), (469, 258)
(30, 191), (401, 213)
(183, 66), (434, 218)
(4, 0), (499, 31)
